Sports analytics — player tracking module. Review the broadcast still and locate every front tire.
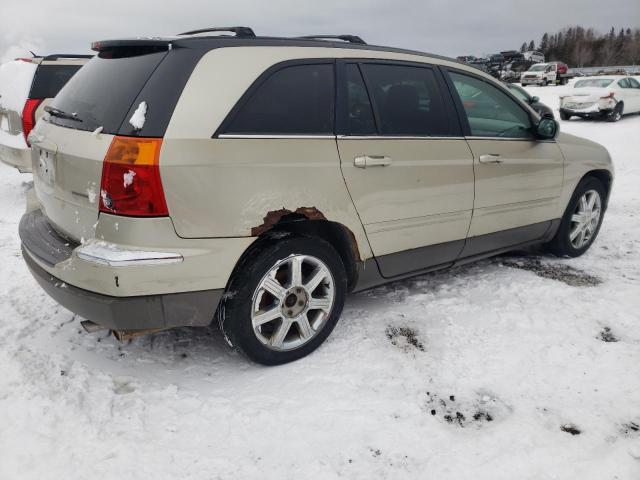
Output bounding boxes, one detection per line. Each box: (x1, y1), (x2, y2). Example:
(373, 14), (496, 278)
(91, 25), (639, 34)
(546, 177), (606, 257)
(218, 235), (347, 365)
(560, 111), (572, 121)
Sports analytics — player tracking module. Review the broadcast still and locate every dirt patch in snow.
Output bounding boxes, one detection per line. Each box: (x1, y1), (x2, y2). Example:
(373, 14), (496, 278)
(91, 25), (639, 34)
(501, 257), (602, 287)
(598, 327), (619, 343)
(386, 326), (425, 352)
(620, 421), (640, 437)
(560, 424), (582, 435)
(425, 391), (510, 428)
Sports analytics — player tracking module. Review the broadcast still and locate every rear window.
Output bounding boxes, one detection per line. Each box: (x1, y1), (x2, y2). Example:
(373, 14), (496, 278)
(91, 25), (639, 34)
(47, 49), (168, 134)
(29, 65), (83, 99)
(224, 63), (335, 135)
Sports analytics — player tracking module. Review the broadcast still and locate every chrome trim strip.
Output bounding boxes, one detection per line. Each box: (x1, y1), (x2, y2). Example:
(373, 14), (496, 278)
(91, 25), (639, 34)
(337, 135), (466, 140)
(218, 134), (336, 139)
(76, 243), (184, 267)
(465, 136), (557, 143)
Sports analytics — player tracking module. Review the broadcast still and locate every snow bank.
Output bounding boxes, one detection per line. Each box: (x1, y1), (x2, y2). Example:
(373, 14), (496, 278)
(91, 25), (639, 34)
(128, 101), (147, 130)
(0, 60), (37, 112)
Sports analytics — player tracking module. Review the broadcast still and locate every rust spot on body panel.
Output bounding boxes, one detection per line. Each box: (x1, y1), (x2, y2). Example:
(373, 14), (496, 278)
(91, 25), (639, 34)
(251, 207), (327, 236)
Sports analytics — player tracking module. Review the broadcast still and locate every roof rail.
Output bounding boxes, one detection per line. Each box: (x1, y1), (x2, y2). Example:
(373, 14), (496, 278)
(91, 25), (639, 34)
(178, 27), (256, 38)
(298, 35), (366, 45)
(43, 54), (94, 61)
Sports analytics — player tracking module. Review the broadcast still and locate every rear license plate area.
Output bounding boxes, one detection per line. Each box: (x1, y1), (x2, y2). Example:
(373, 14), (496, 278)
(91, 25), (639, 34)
(37, 148), (56, 186)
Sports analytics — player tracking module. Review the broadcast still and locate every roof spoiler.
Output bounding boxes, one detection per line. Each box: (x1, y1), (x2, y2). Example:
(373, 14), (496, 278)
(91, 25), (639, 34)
(43, 54), (94, 60)
(91, 39), (172, 52)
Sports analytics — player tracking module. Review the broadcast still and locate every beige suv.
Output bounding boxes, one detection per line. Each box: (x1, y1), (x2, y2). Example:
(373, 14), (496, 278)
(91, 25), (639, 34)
(20, 28), (613, 365)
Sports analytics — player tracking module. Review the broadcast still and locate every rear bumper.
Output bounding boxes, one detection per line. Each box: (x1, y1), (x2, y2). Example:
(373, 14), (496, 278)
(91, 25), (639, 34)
(560, 108), (611, 119)
(0, 143), (31, 172)
(23, 247), (223, 330)
(19, 208), (255, 330)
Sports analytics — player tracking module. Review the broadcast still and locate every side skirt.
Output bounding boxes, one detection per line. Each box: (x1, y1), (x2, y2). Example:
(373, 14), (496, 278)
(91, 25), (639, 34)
(352, 219), (560, 293)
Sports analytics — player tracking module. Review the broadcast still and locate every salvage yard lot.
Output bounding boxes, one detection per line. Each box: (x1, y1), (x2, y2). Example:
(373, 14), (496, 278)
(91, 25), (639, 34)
(0, 84), (639, 479)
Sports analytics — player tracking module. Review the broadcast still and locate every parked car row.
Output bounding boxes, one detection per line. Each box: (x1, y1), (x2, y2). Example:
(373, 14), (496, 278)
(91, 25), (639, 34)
(4, 27), (614, 364)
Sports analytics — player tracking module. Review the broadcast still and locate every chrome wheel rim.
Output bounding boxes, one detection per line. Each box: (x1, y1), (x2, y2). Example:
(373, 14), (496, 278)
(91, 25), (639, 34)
(251, 254), (335, 351)
(569, 189), (602, 249)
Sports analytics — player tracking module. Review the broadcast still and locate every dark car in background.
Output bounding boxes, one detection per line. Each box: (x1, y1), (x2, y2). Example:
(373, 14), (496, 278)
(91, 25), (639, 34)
(504, 82), (555, 118)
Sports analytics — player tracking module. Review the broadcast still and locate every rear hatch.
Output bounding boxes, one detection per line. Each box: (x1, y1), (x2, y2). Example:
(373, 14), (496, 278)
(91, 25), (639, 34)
(30, 43), (181, 242)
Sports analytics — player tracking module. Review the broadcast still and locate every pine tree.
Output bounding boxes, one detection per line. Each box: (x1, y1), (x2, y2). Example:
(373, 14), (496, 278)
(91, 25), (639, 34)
(539, 33), (549, 54)
(520, 42), (528, 52)
(528, 40), (535, 51)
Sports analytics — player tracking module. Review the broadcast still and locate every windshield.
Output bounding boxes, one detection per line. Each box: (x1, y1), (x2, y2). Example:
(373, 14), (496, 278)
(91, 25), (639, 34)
(528, 65), (547, 72)
(574, 79), (614, 88)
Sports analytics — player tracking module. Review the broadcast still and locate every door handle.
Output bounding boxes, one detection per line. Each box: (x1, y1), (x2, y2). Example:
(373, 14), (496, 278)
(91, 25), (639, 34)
(479, 154), (503, 164)
(354, 155), (392, 169)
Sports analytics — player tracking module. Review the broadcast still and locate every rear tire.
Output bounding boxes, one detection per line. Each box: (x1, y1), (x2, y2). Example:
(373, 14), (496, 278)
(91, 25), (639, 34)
(545, 177), (606, 258)
(218, 235), (347, 365)
(607, 103), (623, 122)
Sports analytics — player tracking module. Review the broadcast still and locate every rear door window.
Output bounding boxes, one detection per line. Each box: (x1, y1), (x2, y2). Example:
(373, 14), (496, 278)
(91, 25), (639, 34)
(29, 64), (83, 99)
(344, 64), (376, 135)
(359, 63), (450, 136)
(224, 63), (335, 135)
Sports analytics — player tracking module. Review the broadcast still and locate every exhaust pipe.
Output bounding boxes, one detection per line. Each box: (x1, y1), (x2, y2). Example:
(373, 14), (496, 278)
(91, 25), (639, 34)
(81, 320), (108, 333)
(112, 328), (165, 342)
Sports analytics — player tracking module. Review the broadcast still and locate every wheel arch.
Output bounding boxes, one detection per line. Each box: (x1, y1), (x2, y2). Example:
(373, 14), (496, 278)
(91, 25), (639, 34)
(227, 214), (361, 293)
(266, 217), (360, 292)
(582, 169), (613, 208)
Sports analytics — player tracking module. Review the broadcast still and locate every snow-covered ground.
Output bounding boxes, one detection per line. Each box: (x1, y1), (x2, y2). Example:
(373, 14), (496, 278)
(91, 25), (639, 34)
(0, 84), (639, 480)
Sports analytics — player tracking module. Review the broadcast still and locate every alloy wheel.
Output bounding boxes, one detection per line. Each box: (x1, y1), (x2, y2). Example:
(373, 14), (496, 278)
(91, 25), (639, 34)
(251, 254), (335, 351)
(569, 189), (602, 249)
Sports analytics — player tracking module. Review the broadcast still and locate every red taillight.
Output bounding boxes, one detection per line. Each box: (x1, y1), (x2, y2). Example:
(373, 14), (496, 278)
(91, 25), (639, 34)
(601, 92), (615, 99)
(99, 137), (168, 217)
(22, 98), (43, 146)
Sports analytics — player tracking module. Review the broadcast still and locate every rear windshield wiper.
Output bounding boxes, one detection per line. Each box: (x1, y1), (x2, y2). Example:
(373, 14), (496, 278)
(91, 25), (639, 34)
(44, 106), (82, 122)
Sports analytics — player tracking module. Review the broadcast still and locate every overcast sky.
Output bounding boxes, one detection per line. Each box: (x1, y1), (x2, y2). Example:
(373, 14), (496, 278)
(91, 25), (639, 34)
(1, 0), (638, 62)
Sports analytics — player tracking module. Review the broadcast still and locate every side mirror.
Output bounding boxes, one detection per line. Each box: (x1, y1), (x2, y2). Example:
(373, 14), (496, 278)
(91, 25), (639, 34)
(536, 116), (558, 140)
(530, 95), (540, 103)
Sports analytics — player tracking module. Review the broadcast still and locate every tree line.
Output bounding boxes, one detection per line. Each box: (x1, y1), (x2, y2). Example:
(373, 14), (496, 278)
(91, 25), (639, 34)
(520, 27), (640, 67)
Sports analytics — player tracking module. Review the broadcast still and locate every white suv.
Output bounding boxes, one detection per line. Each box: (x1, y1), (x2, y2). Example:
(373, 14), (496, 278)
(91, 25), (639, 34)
(0, 54), (91, 172)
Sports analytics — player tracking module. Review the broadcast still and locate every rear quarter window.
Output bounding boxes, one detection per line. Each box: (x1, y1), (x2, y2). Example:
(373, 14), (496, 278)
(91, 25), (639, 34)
(223, 63), (335, 135)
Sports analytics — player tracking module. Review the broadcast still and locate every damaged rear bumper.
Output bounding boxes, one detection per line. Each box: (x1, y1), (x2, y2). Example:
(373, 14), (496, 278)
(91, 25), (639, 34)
(23, 247), (223, 331)
(18, 208), (253, 331)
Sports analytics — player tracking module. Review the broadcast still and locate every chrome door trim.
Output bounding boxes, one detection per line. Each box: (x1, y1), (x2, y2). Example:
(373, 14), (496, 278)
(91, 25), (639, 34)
(218, 134), (336, 139)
